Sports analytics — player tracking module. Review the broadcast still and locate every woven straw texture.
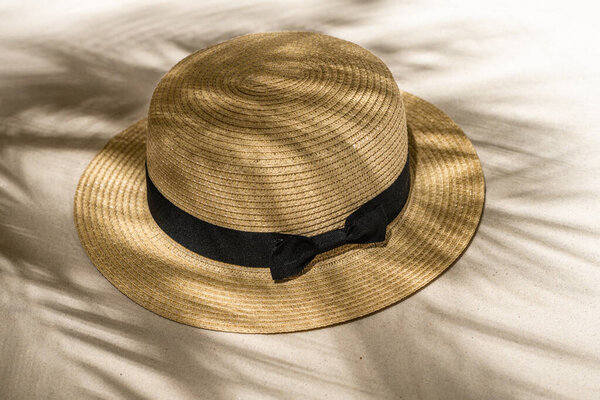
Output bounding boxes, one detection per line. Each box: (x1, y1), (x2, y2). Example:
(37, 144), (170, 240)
(74, 32), (484, 333)
(147, 32), (407, 235)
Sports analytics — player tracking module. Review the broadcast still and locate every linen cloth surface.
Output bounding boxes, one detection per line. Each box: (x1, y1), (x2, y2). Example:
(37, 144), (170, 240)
(1, 0), (599, 399)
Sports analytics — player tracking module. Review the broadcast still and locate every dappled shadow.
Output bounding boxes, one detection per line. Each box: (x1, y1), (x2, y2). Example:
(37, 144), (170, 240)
(2, 0), (600, 399)
(0, 1), (402, 399)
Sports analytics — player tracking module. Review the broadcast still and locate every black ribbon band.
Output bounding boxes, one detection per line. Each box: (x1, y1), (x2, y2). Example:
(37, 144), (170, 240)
(146, 158), (410, 280)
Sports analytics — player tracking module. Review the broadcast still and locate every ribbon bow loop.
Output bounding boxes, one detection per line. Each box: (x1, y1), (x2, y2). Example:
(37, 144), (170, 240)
(269, 203), (389, 280)
(344, 203), (388, 243)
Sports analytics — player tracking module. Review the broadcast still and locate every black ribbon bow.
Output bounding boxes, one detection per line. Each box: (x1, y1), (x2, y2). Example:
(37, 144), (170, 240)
(269, 203), (388, 280)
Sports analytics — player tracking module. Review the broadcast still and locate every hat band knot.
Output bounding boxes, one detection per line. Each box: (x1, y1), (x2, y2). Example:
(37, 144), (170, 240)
(145, 158), (410, 281)
(269, 202), (388, 280)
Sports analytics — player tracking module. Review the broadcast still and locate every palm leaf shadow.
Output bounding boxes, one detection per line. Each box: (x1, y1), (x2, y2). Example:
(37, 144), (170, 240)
(0, 1), (406, 399)
(2, 1), (599, 399)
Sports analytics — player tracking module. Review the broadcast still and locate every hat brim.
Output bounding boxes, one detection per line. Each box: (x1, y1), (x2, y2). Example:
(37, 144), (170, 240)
(74, 92), (485, 333)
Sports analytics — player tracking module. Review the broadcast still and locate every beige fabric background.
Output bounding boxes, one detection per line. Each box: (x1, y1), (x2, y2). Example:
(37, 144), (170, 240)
(1, 0), (599, 399)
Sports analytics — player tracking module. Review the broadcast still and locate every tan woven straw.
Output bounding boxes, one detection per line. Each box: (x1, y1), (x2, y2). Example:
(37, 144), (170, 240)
(74, 32), (485, 333)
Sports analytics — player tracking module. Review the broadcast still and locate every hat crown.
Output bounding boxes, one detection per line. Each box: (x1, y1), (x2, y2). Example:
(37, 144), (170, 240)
(147, 32), (408, 236)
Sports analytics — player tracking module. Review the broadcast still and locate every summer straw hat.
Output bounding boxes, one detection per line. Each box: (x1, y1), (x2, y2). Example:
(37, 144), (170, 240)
(74, 31), (485, 333)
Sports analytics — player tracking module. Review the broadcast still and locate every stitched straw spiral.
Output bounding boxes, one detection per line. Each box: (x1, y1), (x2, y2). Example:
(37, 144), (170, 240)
(74, 32), (485, 333)
(146, 32), (407, 235)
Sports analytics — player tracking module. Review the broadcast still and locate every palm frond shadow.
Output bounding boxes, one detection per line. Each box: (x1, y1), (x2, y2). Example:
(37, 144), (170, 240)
(2, 1), (597, 399)
(0, 1), (404, 399)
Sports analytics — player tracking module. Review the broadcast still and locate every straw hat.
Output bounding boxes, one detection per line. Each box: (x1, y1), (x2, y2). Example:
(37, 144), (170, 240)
(74, 32), (485, 333)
